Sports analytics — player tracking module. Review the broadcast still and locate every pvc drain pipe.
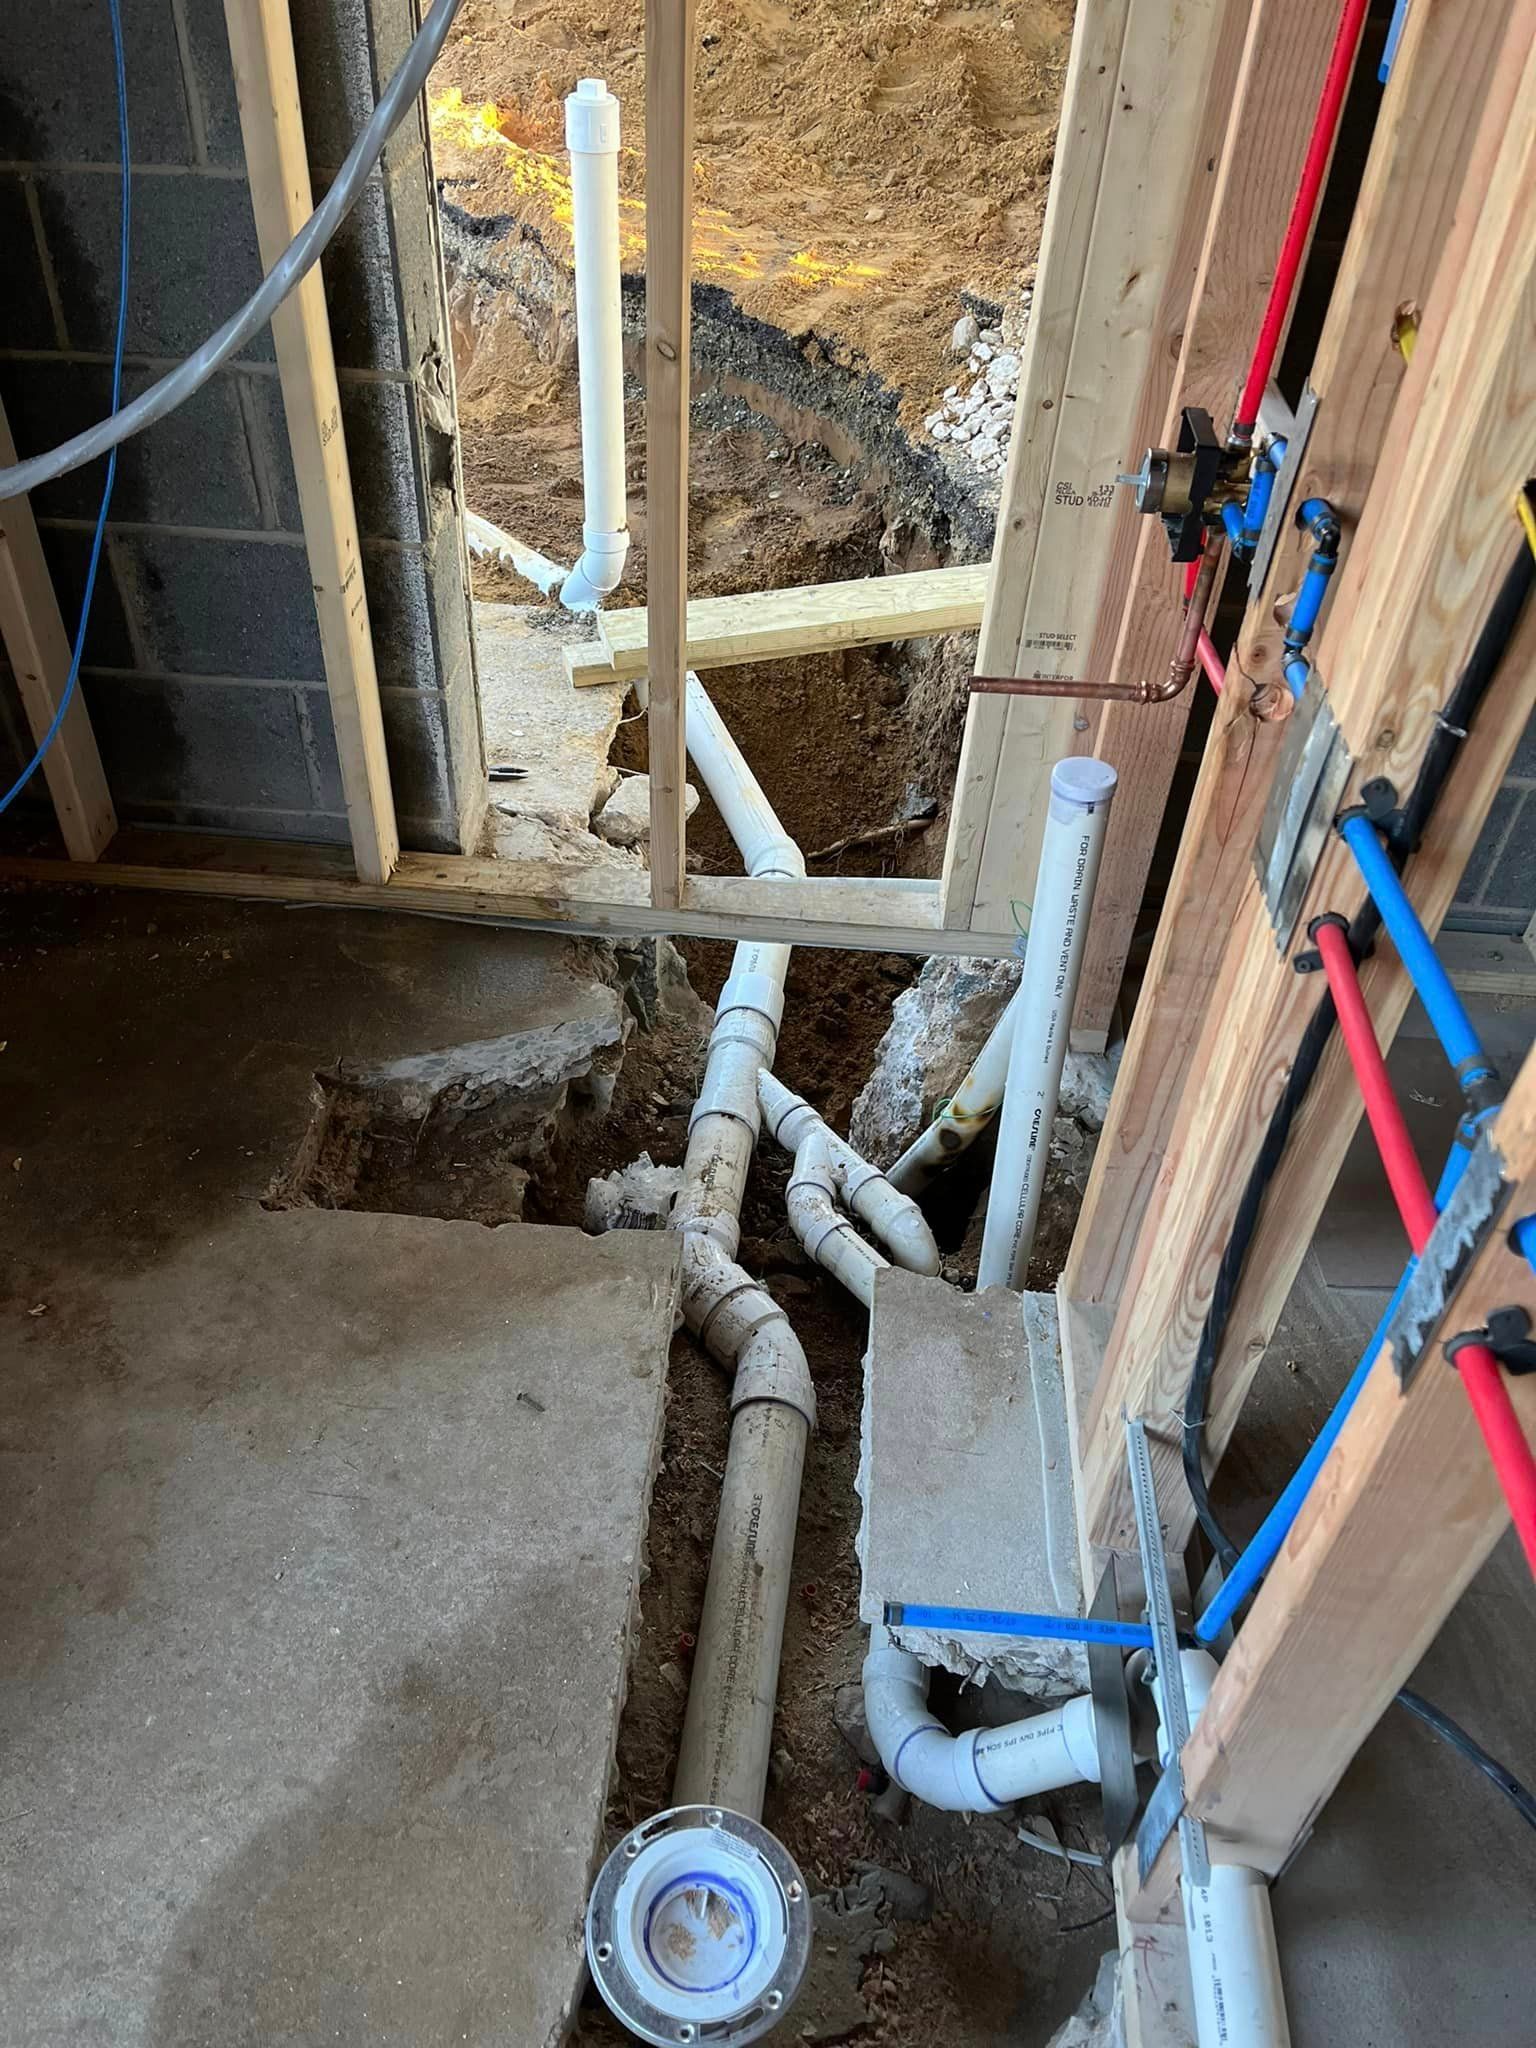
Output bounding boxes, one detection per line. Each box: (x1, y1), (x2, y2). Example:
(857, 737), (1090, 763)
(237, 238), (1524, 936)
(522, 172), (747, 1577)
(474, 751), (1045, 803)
(887, 983), (1019, 1195)
(559, 79), (630, 611)
(977, 758), (1117, 1289)
(862, 1623), (1101, 1812)
(759, 1071), (940, 1307)
(1149, 1650), (1292, 2048)
(589, 675), (812, 2044)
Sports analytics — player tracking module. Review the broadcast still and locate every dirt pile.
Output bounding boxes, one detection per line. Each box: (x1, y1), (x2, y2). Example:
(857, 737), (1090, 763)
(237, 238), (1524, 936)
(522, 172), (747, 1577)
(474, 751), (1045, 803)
(433, 0), (1072, 417)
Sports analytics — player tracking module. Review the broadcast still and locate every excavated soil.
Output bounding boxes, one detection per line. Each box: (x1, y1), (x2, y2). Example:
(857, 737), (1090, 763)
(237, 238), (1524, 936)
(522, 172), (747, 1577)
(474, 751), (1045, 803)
(433, 0), (1070, 426)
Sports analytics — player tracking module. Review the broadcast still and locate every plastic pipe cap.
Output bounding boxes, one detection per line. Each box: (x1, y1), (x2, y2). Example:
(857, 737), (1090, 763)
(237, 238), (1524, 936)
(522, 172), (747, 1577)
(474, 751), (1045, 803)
(1050, 757), (1118, 814)
(566, 76), (620, 153)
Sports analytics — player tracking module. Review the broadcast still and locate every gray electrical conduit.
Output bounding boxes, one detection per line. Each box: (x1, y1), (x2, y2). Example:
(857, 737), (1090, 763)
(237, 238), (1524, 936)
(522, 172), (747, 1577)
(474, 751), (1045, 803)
(0, 0), (468, 503)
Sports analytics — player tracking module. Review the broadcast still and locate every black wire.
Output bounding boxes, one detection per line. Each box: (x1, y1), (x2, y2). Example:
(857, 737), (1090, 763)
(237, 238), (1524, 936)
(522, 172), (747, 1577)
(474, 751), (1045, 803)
(1396, 1689), (1536, 1833)
(1178, 539), (1536, 1808)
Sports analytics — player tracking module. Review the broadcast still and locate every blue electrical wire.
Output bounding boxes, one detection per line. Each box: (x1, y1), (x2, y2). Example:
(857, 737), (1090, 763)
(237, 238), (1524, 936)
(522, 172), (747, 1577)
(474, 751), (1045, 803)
(0, 0), (130, 818)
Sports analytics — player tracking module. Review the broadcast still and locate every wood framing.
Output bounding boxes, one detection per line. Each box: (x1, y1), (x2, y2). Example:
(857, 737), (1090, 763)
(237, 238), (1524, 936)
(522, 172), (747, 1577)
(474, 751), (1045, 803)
(0, 403), (116, 860)
(223, 0), (398, 887)
(1073, 12), (1536, 1549)
(1072, 0), (1364, 1043)
(1179, 1050), (1536, 1875)
(643, 0), (695, 910)
(564, 565), (990, 686)
(0, 832), (1020, 958)
(1064, 0), (1518, 1311)
(940, 0), (1233, 937)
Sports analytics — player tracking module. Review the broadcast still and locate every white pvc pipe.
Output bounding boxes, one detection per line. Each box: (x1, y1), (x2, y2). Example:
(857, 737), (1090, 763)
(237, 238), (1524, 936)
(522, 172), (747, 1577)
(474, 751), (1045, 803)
(887, 983), (1020, 1195)
(1152, 1650), (1292, 2048)
(667, 675), (815, 1815)
(977, 758), (1117, 1290)
(863, 1624), (1100, 1812)
(758, 1071), (941, 1306)
(559, 79), (630, 612)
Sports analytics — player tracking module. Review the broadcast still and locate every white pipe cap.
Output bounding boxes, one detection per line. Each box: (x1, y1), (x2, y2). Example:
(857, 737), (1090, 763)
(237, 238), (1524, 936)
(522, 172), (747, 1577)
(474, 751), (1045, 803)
(566, 77), (620, 153)
(1050, 756), (1118, 814)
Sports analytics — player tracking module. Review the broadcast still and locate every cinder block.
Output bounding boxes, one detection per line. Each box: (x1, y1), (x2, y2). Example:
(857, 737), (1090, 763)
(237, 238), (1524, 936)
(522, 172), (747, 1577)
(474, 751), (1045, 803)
(34, 171), (271, 361)
(359, 540), (432, 687)
(109, 532), (322, 680)
(0, 176), (62, 347)
(81, 673), (318, 812)
(382, 143), (454, 373)
(1, 360), (262, 528)
(1510, 708), (1536, 782)
(289, 0), (381, 173)
(236, 372), (303, 531)
(377, 685), (453, 826)
(0, 0), (194, 163)
(319, 174), (403, 372)
(339, 377), (424, 543)
(1456, 784), (1521, 908)
(37, 528), (138, 669)
(294, 683), (345, 814)
(174, 0), (245, 170)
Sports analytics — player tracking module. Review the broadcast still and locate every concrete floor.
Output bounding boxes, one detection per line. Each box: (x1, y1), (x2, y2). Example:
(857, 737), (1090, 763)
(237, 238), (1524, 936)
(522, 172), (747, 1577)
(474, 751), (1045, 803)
(0, 889), (680, 2048)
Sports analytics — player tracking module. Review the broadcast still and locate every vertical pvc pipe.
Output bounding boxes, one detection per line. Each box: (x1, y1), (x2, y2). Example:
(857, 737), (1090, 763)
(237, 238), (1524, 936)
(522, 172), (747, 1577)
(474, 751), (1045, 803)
(977, 759), (1117, 1289)
(559, 79), (630, 611)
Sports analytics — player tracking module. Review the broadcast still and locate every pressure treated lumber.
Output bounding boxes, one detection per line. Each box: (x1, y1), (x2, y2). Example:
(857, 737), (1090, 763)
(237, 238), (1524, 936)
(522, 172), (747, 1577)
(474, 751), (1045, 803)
(564, 565), (990, 686)
(1064, 0), (1518, 1313)
(1076, 17), (1536, 1549)
(940, 0), (1230, 937)
(0, 404), (115, 861)
(1072, 0), (1364, 1042)
(1181, 1051), (1536, 1874)
(643, 0), (695, 910)
(222, 0), (398, 886)
(0, 832), (1022, 959)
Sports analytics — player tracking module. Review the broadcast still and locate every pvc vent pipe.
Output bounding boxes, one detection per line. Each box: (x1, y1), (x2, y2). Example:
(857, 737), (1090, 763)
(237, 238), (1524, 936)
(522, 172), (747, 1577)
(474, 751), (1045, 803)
(1149, 1650), (1292, 2048)
(559, 79), (630, 611)
(977, 758), (1117, 1289)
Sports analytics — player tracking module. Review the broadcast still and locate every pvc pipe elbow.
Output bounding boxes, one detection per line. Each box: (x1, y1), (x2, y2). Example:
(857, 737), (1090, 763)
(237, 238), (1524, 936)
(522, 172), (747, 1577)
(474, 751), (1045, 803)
(559, 527), (630, 612)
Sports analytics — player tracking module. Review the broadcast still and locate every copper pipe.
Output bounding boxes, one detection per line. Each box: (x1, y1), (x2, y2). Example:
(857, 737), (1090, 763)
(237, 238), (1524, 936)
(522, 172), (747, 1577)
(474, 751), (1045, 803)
(971, 535), (1224, 704)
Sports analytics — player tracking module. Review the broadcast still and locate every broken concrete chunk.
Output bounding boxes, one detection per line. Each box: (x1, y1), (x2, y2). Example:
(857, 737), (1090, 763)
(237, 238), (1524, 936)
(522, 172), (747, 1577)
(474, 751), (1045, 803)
(593, 772), (700, 848)
(850, 954), (1019, 1166)
(1046, 1950), (1125, 2047)
(585, 1151), (684, 1234)
(951, 312), (980, 353)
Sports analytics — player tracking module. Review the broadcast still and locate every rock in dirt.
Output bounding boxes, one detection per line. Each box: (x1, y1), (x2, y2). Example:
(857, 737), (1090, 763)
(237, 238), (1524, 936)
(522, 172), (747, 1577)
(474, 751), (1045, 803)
(849, 953), (1120, 1166)
(585, 1151), (684, 1233)
(593, 772), (700, 848)
(1046, 1950), (1124, 2048)
(951, 312), (980, 354)
(833, 1679), (880, 1766)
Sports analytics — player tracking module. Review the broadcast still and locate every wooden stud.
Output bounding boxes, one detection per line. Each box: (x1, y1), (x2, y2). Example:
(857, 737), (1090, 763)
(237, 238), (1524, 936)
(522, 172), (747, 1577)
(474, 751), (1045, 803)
(223, 0), (398, 886)
(0, 833), (1025, 959)
(940, 0), (1234, 937)
(1072, 0), (1365, 1044)
(1180, 1047), (1536, 1875)
(1075, 12), (1536, 1548)
(644, 0), (695, 911)
(1064, 0), (1521, 1312)
(0, 404), (116, 860)
(565, 564), (990, 686)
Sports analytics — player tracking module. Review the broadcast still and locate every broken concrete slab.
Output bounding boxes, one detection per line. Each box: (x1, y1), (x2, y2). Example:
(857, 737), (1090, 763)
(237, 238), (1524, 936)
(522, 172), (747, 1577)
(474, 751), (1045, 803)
(850, 953), (1119, 1165)
(0, 1208), (680, 2048)
(857, 1272), (1086, 1696)
(475, 598), (626, 838)
(593, 769), (700, 848)
(585, 1149), (684, 1232)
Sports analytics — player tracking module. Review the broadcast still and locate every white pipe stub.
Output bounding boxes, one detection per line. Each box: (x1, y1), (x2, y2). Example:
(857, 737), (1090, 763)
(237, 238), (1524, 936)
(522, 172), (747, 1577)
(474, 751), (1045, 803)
(586, 1804), (812, 2045)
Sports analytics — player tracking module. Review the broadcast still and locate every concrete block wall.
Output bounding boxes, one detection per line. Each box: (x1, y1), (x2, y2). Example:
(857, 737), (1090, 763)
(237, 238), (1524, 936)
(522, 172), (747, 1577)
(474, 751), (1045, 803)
(0, 0), (484, 854)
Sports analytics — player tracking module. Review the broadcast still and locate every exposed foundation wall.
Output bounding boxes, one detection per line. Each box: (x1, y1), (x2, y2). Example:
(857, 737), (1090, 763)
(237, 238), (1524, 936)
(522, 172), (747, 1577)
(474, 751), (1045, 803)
(0, 0), (483, 853)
